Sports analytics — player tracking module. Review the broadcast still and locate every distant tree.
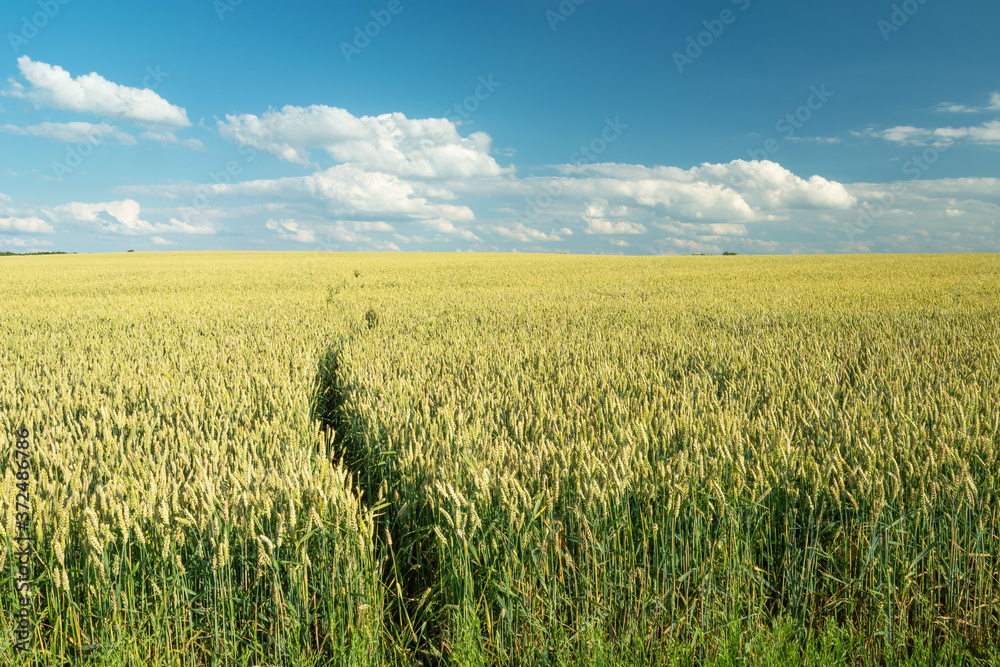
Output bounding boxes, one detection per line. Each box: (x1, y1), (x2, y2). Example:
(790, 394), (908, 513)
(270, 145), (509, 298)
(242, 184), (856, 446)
(723, 251), (738, 256)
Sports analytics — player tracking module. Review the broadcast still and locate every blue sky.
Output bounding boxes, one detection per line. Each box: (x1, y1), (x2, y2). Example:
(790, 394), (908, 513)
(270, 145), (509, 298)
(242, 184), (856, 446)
(1, 0), (998, 254)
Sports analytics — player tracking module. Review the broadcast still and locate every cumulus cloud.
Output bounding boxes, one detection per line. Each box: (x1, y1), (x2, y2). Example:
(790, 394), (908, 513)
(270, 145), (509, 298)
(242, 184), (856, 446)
(692, 160), (857, 210)
(422, 217), (480, 241)
(936, 103), (978, 114)
(545, 170), (756, 223)
(786, 135), (842, 144)
(139, 130), (205, 150)
(0, 215), (54, 233)
(935, 92), (1000, 114)
(9, 57), (190, 128)
(582, 200), (647, 235)
(679, 223), (748, 236)
(661, 237), (723, 254)
(111, 135), (873, 254)
(477, 159), (860, 252)
(860, 121), (1000, 146)
(129, 154), (854, 250)
(44, 199), (213, 235)
(150, 236), (176, 246)
(2, 200), (55, 233)
(491, 222), (565, 243)
(217, 104), (509, 178)
(211, 164), (475, 223)
(350, 220), (395, 233)
(840, 178), (1000, 253)
(0, 237), (53, 249)
(265, 218), (316, 244)
(848, 177), (1000, 205)
(549, 159), (855, 222)
(2, 121), (136, 145)
(860, 93), (1000, 146)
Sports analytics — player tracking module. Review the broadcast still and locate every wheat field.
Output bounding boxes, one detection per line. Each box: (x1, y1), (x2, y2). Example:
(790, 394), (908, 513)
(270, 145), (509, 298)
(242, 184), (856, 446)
(1, 252), (998, 666)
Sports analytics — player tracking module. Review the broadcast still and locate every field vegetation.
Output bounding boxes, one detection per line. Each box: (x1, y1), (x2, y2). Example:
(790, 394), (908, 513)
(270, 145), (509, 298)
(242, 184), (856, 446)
(1, 252), (998, 666)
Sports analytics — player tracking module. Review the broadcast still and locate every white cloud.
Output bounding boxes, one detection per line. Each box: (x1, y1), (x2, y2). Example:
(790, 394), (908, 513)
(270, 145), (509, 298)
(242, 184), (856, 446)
(150, 236), (176, 246)
(610, 239), (629, 247)
(422, 217), (480, 241)
(212, 164), (475, 223)
(864, 121), (1000, 146)
(849, 177), (1000, 205)
(3, 77), (25, 98)
(662, 237), (723, 254)
(786, 135), (842, 144)
(102, 103), (903, 253)
(841, 178), (1000, 253)
(118, 153), (855, 250)
(44, 199), (213, 235)
(934, 92), (1000, 114)
(701, 223), (748, 235)
(2, 121), (136, 145)
(352, 220), (394, 233)
(491, 221), (564, 243)
(951, 121), (1000, 143)
(152, 203), (275, 234)
(582, 200), (647, 235)
(651, 221), (749, 245)
(936, 103), (979, 114)
(0, 215), (54, 233)
(876, 126), (935, 144)
(125, 101), (860, 251)
(217, 104), (509, 178)
(543, 160), (853, 229)
(0, 192), (11, 203)
(0, 237), (53, 249)
(265, 219), (316, 244)
(139, 130), (205, 150)
(692, 160), (857, 210)
(10, 57), (190, 128)
(860, 92), (1000, 146)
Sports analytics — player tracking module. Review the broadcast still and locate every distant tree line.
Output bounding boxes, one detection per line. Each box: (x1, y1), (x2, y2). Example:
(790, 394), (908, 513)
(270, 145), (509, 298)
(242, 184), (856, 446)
(0, 251), (70, 256)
